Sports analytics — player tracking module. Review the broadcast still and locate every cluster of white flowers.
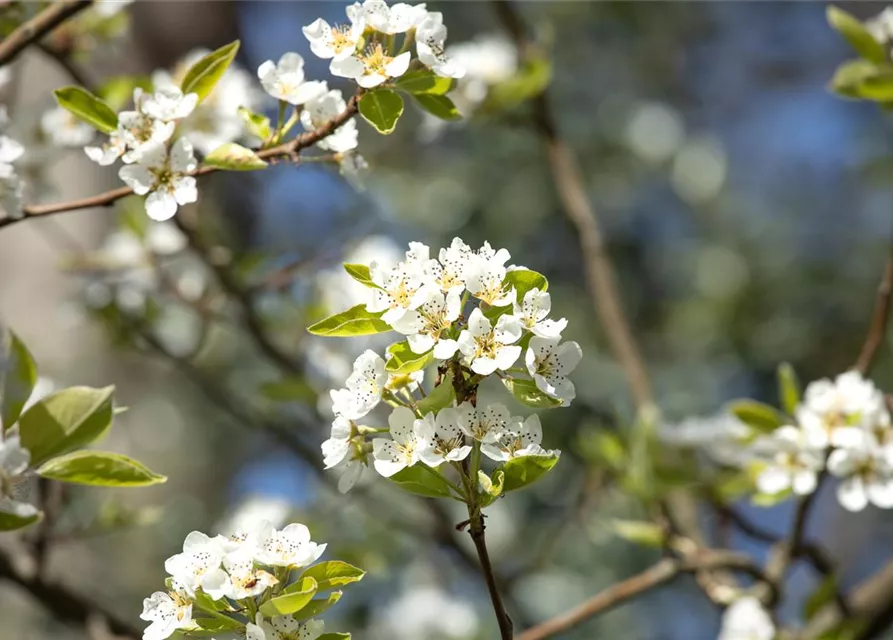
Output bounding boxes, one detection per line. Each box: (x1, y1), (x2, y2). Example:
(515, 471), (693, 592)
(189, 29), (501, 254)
(717, 596), (775, 640)
(753, 370), (893, 512)
(866, 7), (893, 49)
(142, 521), (326, 640)
(319, 238), (580, 493)
(0, 435), (37, 521)
(0, 107), (25, 219)
(85, 85), (199, 221)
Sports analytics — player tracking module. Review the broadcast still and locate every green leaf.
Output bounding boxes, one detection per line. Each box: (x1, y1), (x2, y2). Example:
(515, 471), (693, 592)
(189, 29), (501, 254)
(827, 6), (888, 64)
(829, 59), (884, 98)
(727, 400), (787, 434)
(386, 341), (433, 374)
(804, 575), (840, 621)
(193, 589), (228, 613)
(417, 379), (455, 416)
(777, 362), (801, 416)
(854, 69), (893, 101)
(190, 615), (243, 635)
(99, 75), (153, 111)
(307, 304), (391, 337)
(1, 331), (37, 431)
(483, 57), (552, 112)
(0, 507), (42, 531)
(578, 431), (626, 470)
(204, 143), (267, 171)
(412, 93), (460, 120)
(238, 106), (272, 141)
(478, 469), (505, 507)
(259, 378), (316, 404)
(393, 69), (454, 95)
(37, 451), (166, 487)
(752, 487), (793, 507)
(53, 86), (119, 134)
(609, 519), (665, 548)
(505, 269), (548, 301)
(502, 377), (561, 409)
(293, 591), (343, 621)
(343, 263), (380, 288)
(19, 386), (115, 466)
(259, 576), (317, 617)
(181, 40), (241, 103)
(388, 465), (454, 498)
(501, 453), (560, 492)
(359, 90), (404, 134)
(300, 561), (366, 592)
(318, 635), (351, 640)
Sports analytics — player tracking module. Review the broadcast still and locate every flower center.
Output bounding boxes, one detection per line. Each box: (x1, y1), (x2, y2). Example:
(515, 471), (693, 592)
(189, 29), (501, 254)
(362, 44), (393, 75)
(330, 24), (355, 53)
(475, 332), (499, 360)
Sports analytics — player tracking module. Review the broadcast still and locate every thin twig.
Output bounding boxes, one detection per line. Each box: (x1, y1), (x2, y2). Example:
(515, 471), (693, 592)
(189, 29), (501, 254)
(855, 251), (893, 375)
(0, 1), (93, 67)
(0, 95), (360, 230)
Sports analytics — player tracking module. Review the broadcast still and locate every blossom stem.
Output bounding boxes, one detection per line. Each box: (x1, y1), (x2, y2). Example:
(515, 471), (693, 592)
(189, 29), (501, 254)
(418, 463), (466, 501)
(468, 505), (514, 639)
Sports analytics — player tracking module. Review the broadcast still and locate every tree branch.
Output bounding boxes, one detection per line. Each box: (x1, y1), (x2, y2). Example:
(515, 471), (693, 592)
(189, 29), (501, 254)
(0, 1), (94, 67)
(0, 94), (360, 230)
(0, 547), (140, 639)
(516, 551), (768, 640)
(855, 250), (893, 375)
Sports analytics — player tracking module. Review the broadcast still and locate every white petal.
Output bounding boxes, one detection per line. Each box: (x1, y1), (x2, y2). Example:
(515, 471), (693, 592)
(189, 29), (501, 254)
(433, 339), (459, 360)
(838, 476), (869, 512)
(145, 190), (179, 221)
(118, 164), (154, 194)
(494, 345), (521, 371)
(330, 56), (365, 80)
(170, 137), (196, 173)
(388, 406), (416, 445)
(386, 51), (412, 78)
(471, 357), (499, 376)
(756, 466), (790, 495)
(173, 176), (197, 206)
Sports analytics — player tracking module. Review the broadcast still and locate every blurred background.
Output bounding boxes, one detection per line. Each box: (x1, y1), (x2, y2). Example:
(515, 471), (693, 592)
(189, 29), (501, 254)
(2, 2), (893, 639)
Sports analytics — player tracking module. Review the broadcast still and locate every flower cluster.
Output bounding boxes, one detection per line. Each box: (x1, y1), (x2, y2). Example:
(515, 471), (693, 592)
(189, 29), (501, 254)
(753, 370), (893, 512)
(0, 107), (25, 219)
(316, 238), (580, 495)
(718, 596), (775, 640)
(142, 521), (330, 640)
(0, 435), (37, 522)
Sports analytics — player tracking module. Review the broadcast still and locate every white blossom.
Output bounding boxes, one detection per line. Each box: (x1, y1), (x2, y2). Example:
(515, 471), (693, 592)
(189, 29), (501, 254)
(84, 128), (127, 166)
(336, 458), (365, 494)
(0, 162), (24, 220)
(256, 614), (326, 640)
(338, 152), (369, 190)
(481, 414), (555, 462)
(797, 370), (885, 450)
(330, 45), (411, 89)
(390, 287), (461, 358)
(140, 590), (193, 640)
(163, 531), (226, 597)
(416, 12), (465, 79)
(202, 550), (278, 601)
(754, 425), (825, 496)
(525, 337), (582, 406)
(372, 406), (434, 477)
(458, 402), (511, 445)
(427, 237), (473, 293)
(464, 248), (514, 307)
(866, 7), (893, 46)
(253, 520), (327, 568)
(258, 52), (328, 105)
(300, 88), (359, 152)
(366, 245), (432, 326)
(303, 4), (365, 61)
(322, 416), (354, 469)
(141, 86), (198, 122)
(118, 138), (198, 221)
(513, 288), (567, 339)
(329, 350), (386, 420)
(362, 0), (427, 34)
(41, 106), (94, 148)
(419, 407), (471, 466)
(0, 435), (35, 518)
(457, 308), (522, 376)
(827, 428), (893, 512)
(718, 596), (775, 640)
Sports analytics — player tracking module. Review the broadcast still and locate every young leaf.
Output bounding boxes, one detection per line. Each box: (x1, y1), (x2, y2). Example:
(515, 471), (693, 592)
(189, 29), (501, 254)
(343, 263), (380, 288)
(191, 615), (243, 634)
(777, 362), (801, 416)
(828, 59), (883, 98)
(727, 400), (787, 434)
(37, 451), (166, 487)
(478, 469), (505, 507)
(19, 386), (115, 466)
(609, 519), (665, 548)
(501, 453), (560, 492)
(293, 591), (343, 621)
(238, 106), (272, 141)
(181, 41), (241, 103)
(1, 331), (37, 431)
(804, 575), (840, 621)
(388, 465), (454, 498)
(204, 143), (267, 171)
(505, 269), (548, 301)
(0, 508), (42, 532)
(412, 93), (460, 120)
(483, 57), (552, 112)
(359, 89), (404, 134)
(307, 304), (391, 337)
(386, 341), (433, 374)
(318, 635), (351, 640)
(54, 86), (119, 134)
(259, 576), (318, 617)
(502, 377), (562, 409)
(393, 69), (454, 95)
(827, 6), (888, 64)
(300, 561), (366, 592)
(99, 75), (153, 111)
(417, 379), (455, 415)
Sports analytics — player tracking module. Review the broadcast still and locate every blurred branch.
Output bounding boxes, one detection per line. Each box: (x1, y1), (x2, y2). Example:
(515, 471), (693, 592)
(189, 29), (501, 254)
(0, 95), (360, 230)
(516, 550), (769, 640)
(0, 547), (139, 639)
(36, 40), (97, 93)
(0, 0), (93, 67)
(855, 250), (893, 375)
